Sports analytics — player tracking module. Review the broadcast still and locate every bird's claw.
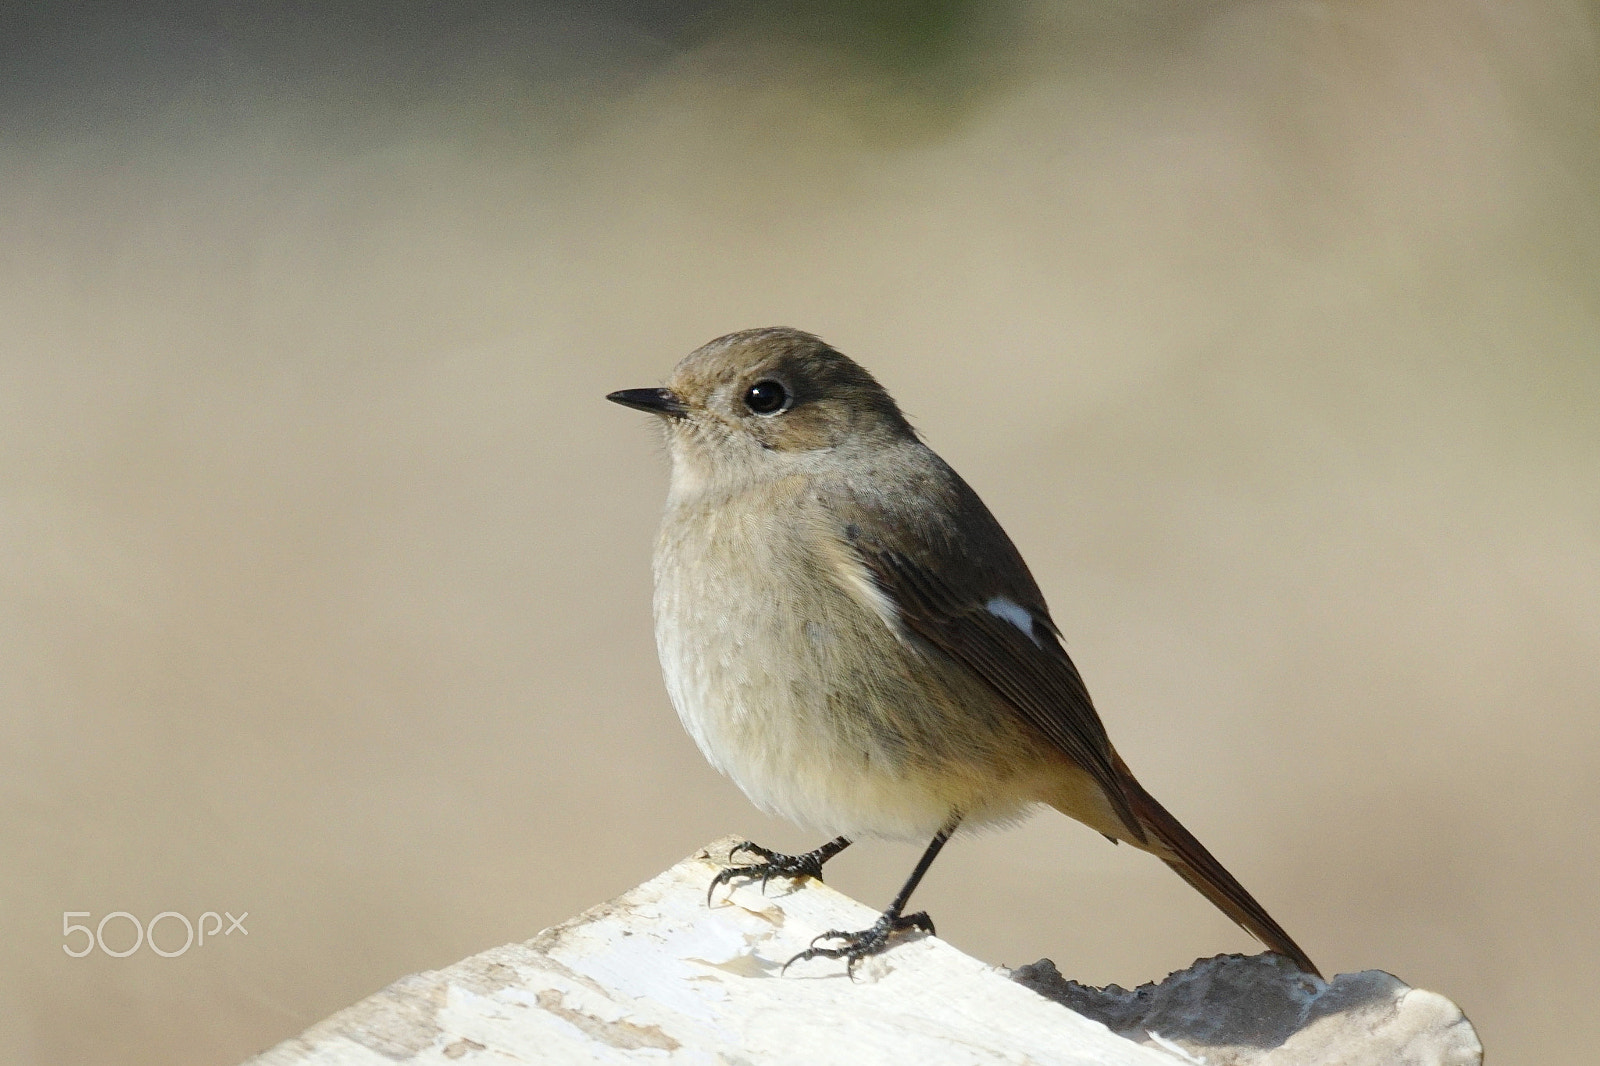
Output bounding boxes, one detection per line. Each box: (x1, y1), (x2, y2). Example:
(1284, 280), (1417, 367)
(707, 841), (827, 906)
(782, 910), (936, 977)
(727, 841), (775, 865)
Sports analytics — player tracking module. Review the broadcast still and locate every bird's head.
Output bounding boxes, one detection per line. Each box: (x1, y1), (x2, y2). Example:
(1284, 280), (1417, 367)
(608, 327), (913, 498)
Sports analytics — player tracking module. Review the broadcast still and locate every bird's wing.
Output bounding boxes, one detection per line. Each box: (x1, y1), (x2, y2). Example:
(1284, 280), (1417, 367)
(836, 463), (1143, 839)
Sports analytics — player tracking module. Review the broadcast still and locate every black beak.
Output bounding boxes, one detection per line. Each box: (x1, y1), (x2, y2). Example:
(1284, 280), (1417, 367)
(606, 387), (687, 418)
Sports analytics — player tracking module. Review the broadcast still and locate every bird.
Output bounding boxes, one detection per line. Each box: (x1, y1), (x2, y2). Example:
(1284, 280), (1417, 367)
(607, 326), (1318, 977)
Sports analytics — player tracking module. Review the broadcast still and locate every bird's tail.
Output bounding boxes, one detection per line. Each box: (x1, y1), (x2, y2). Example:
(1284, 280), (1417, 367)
(1115, 757), (1321, 978)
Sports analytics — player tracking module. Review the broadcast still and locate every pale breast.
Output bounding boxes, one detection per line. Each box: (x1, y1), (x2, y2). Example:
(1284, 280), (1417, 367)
(651, 479), (1052, 838)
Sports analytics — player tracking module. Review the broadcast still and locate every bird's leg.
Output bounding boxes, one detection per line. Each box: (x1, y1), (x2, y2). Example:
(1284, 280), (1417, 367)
(784, 815), (962, 977)
(707, 836), (852, 905)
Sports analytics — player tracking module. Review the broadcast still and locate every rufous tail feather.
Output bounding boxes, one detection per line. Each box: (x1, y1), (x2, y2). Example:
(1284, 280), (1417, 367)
(1115, 759), (1320, 977)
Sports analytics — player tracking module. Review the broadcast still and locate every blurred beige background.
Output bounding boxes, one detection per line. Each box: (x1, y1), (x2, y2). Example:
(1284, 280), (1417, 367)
(2, 2), (1597, 1063)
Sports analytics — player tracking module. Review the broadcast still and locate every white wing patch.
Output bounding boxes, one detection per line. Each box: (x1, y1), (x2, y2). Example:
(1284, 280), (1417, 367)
(985, 595), (1043, 647)
(836, 551), (904, 637)
(815, 521), (905, 640)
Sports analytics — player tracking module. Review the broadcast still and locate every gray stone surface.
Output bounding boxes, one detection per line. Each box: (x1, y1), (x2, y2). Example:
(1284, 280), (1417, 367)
(1013, 952), (1482, 1065)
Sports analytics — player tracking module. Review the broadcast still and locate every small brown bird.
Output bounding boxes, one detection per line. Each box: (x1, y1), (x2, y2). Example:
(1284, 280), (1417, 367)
(608, 327), (1318, 976)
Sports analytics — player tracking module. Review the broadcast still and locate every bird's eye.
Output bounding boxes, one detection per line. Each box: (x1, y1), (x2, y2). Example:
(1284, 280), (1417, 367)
(743, 379), (789, 415)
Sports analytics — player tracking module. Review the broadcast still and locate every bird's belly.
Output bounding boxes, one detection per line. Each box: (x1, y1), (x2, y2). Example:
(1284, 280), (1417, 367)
(653, 510), (1049, 839)
(657, 612), (966, 838)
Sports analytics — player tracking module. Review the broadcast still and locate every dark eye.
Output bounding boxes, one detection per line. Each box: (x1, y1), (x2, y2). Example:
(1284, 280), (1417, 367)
(743, 379), (789, 415)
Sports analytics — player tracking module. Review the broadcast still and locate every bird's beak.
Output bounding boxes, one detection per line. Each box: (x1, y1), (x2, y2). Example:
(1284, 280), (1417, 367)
(606, 387), (687, 418)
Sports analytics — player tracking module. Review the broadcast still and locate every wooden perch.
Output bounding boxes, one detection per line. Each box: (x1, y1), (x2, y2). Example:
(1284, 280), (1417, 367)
(245, 837), (1482, 1064)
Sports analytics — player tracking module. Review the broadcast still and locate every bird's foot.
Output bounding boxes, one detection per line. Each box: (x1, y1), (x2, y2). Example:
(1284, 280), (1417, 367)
(782, 909), (936, 977)
(707, 841), (829, 905)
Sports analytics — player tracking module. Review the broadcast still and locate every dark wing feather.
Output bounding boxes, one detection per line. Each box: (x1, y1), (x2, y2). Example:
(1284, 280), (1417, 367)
(856, 545), (1144, 842)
